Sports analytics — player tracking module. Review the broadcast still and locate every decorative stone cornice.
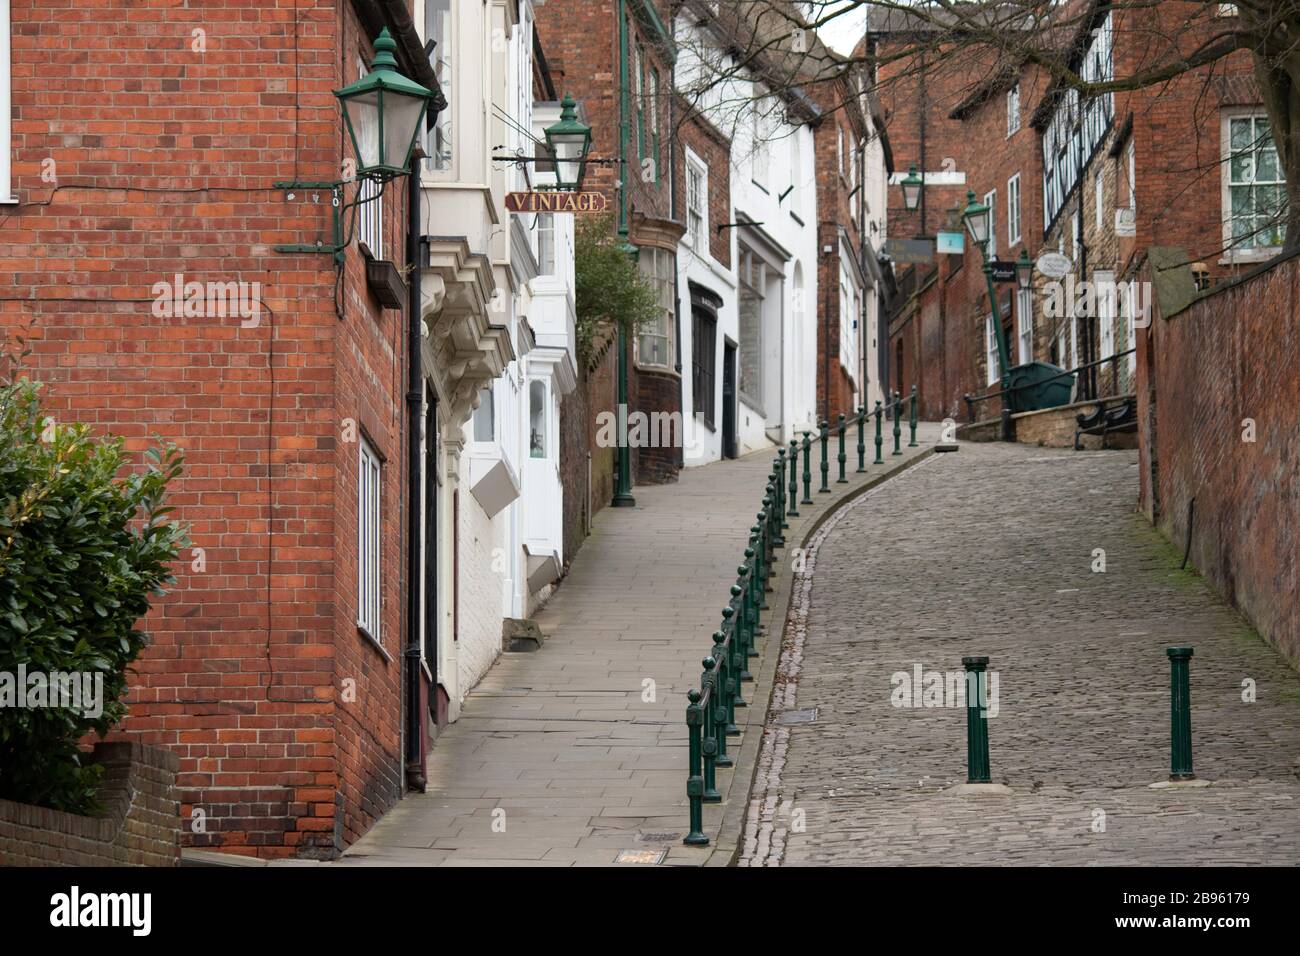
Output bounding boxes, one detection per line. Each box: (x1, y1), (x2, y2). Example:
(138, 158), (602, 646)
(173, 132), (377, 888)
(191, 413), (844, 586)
(422, 238), (516, 443)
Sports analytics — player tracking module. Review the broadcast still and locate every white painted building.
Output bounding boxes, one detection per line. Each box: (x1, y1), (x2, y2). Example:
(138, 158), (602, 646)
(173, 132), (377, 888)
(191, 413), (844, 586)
(673, 12), (820, 467)
(416, 0), (575, 722)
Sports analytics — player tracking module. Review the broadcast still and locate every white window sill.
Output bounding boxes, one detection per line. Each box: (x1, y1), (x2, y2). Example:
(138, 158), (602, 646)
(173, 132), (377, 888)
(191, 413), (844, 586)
(1218, 247), (1280, 266)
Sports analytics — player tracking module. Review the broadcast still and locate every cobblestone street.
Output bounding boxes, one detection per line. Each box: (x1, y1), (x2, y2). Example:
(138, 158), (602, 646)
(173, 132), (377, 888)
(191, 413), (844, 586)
(742, 443), (1300, 866)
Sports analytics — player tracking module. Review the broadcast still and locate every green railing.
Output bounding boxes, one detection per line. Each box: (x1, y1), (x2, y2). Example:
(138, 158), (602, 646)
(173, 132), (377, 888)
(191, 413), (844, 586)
(684, 387), (919, 845)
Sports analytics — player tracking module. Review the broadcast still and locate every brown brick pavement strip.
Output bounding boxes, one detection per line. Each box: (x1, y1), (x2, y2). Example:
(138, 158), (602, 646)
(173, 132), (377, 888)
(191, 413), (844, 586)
(741, 443), (1300, 866)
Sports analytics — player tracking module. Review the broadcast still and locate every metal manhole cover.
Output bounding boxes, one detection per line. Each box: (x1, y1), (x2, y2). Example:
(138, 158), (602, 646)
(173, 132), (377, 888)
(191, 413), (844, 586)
(615, 849), (665, 865)
(774, 708), (818, 725)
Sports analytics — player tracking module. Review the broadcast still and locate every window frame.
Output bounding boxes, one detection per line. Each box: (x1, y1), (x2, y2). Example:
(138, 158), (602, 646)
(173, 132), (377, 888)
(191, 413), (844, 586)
(1007, 83), (1021, 137)
(1016, 287), (1034, 364)
(1221, 109), (1286, 261)
(357, 436), (383, 645)
(984, 188), (997, 258)
(0, 0), (12, 204)
(636, 246), (675, 370)
(424, 0), (454, 174)
(535, 212), (555, 275)
(686, 154), (707, 253)
(1007, 173), (1022, 247)
(985, 313), (1000, 386)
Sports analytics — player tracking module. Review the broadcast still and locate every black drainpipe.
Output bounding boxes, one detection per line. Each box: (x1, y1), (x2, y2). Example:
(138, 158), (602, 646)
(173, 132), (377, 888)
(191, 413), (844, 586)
(404, 142), (427, 793)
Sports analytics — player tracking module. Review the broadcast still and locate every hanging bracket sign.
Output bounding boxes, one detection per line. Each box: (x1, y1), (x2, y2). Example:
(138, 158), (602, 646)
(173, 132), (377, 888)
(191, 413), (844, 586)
(505, 191), (609, 214)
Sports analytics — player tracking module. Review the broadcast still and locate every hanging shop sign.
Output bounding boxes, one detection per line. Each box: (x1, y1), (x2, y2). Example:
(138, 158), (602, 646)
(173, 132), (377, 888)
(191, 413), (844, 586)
(988, 260), (1019, 283)
(1035, 251), (1073, 278)
(505, 191), (609, 214)
(936, 231), (965, 255)
(883, 238), (936, 265)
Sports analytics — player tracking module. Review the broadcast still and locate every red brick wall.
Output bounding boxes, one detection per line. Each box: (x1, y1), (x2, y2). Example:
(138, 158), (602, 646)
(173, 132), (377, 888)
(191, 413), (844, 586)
(537, 0), (673, 226)
(1138, 251), (1299, 666)
(560, 341), (617, 563)
(0, 743), (181, 866)
(811, 82), (868, 424)
(674, 104), (733, 269)
(2, 1), (408, 858)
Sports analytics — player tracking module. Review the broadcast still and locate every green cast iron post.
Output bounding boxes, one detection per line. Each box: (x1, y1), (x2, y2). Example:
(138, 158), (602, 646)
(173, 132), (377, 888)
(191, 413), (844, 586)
(724, 605), (749, 690)
(908, 385), (919, 447)
(699, 659), (721, 801)
(836, 413), (848, 483)
(892, 391), (903, 455)
(1167, 647), (1195, 780)
(684, 687), (708, 843)
(744, 545), (760, 637)
(801, 431), (813, 504)
(787, 441), (800, 516)
(963, 656), (992, 784)
(819, 420), (830, 492)
(856, 405), (867, 472)
(776, 450), (790, 529)
(711, 636), (734, 760)
(874, 400), (884, 464)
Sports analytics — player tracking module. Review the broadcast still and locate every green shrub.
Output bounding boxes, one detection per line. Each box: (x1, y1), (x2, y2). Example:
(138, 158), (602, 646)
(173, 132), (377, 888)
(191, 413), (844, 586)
(0, 361), (187, 814)
(573, 213), (661, 363)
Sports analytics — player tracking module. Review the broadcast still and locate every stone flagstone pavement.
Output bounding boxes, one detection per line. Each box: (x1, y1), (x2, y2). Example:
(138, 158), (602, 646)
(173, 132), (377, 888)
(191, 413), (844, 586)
(325, 424), (940, 866)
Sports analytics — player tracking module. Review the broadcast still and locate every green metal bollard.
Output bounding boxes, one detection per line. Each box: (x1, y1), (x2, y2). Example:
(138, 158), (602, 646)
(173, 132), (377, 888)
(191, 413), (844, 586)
(744, 545), (761, 638)
(734, 573), (751, 661)
(749, 525), (765, 586)
(856, 405), (867, 472)
(874, 400), (884, 464)
(1167, 647), (1195, 780)
(787, 441), (800, 517)
(685, 687), (709, 843)
(770, 476), (785, 547)
(836, 413), (848, 483)
(758, 511), (774, 600)
(711, 636), (736, 758)
(776, 450), (790, 529)
(801, 431), (813, 504)
(963, 656), (992, 783)
(701, 657), (722, 798)
(739, 564), (760, 656)
(892, 391), (903, 455)
(717, 626), (740, 737)
(908, 385), (919, 447)
(725, 604), (750, 688)
(819, 420), (830, 492)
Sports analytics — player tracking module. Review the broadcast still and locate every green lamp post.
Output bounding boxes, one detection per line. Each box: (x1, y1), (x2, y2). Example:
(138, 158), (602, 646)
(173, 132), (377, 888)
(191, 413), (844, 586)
(963, 190), (1014, 441)
(900, 164), (923, 213)
(545, 93), (593, 192)
(335, 28), (434, 180)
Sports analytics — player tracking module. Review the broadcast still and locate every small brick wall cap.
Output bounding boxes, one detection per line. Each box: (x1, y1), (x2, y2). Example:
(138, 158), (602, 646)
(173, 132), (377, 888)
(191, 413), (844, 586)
(1147, 246), (1197, 318)
(92, 740), (180, 773)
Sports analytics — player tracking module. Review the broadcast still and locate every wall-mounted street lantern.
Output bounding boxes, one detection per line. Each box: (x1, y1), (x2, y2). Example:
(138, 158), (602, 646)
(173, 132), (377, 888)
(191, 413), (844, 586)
(1015, 248), (1034, 291)
(274, 28), (435, 265)
(544, 93), (593, 192)
(962, 190), (991, 250)
(335, 29), (434, 180)
(901, 164), (923, 213)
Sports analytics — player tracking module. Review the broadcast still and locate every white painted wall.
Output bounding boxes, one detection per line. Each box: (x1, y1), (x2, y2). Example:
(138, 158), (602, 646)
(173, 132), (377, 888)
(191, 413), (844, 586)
(674, 16), (819, 467)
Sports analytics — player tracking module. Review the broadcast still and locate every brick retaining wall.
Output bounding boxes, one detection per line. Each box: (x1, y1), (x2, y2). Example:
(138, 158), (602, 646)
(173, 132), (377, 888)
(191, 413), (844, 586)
(1138, 249), (1299, 666)
(0, 742), (181, 866)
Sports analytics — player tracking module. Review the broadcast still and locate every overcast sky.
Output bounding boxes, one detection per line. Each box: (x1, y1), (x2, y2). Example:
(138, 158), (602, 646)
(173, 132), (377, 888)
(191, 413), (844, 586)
(813, 1), (868, 56)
